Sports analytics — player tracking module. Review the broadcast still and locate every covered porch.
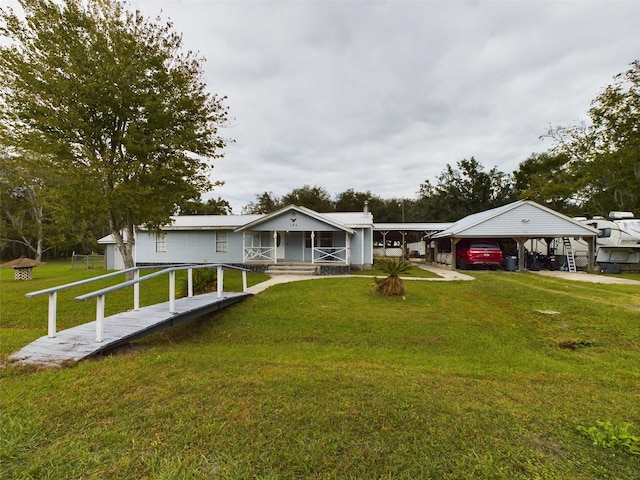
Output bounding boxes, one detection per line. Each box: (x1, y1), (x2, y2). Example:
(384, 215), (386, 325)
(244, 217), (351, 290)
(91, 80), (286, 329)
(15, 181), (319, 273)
(235, 205), (356, 266)
(240, 229), (351, 264)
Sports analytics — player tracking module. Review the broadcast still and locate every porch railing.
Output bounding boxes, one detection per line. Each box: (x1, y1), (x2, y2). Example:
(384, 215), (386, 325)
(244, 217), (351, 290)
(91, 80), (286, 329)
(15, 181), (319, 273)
(313, 247), (347, 263)
(244, 246), (275, 262)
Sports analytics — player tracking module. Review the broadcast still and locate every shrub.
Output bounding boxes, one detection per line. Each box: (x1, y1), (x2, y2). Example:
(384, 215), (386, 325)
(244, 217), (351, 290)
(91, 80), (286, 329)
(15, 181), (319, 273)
(373, 258), (413, 297)
(180, 268), (217, 296)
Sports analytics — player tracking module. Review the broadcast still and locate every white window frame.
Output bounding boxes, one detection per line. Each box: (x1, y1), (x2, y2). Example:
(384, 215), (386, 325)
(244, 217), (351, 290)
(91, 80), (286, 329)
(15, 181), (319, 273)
(155, 232), (167, 252)
(216, 231), (228, 252)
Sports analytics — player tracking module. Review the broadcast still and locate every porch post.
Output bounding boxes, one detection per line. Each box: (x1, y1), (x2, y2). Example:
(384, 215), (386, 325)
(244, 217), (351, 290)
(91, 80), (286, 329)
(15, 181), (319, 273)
(346, 233), (351, 265)
(311, 231), (316, 264)
(273, 231), (278, 264)
(242, 232), (246, 262)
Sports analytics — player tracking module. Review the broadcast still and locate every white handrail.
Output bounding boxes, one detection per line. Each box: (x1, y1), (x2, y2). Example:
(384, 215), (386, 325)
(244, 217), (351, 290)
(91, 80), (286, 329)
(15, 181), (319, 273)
(26, 264), (249, 342)
(74, 264), (249, 342)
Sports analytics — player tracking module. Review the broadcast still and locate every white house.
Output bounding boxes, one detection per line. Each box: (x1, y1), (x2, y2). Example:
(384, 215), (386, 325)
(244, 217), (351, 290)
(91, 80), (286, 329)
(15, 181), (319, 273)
(100, 205), (375, 273)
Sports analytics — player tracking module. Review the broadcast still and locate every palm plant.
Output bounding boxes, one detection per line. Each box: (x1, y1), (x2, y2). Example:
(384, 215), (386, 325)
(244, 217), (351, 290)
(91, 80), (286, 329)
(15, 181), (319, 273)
(179, 268), (217, 296)
(373, 257), (413, 296)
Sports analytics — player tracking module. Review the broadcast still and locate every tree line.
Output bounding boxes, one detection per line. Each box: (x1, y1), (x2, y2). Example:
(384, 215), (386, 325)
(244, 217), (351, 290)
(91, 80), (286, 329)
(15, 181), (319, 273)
(1, 1), (638, 263)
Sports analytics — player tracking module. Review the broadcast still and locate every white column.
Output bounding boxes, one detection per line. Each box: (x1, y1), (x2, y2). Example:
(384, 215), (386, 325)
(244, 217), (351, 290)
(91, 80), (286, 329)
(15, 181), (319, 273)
(169, 270), (176, 313)
(311, 231), (316, 264)
(133, 269), (140, 311)
(217, 265), (223, 298)
(273, 231), (278, 264)
(96, 295), (105, 343)
(242, 270), (247, 292)
(47, 292), (57, 338)
(187, 268), (193, 297)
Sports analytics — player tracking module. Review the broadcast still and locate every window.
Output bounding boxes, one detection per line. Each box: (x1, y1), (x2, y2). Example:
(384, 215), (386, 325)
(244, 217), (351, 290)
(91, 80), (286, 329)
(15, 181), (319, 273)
(305, 232), (333, 248)
(155, 232), (167, 252)
(216, 231), (228, 252)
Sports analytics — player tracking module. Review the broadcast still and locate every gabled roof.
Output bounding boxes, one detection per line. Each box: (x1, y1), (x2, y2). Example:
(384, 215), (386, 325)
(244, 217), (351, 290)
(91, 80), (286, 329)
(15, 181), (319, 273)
(431, 200), (599, 239)
(235, 205), (359, 234)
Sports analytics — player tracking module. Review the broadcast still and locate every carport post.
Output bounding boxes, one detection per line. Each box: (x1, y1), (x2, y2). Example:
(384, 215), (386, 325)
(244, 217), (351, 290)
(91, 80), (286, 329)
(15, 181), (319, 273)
(515, 238), (527, 271)
(450, 238), (457, 271)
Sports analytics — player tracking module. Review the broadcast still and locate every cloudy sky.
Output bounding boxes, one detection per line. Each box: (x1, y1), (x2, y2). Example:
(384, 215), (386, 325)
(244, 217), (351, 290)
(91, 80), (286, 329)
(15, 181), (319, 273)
(90, 2), (640, 211)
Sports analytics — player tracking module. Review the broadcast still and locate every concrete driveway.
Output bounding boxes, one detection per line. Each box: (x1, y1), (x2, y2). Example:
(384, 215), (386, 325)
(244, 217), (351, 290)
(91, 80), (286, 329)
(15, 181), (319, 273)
(532, 270), (640, 285)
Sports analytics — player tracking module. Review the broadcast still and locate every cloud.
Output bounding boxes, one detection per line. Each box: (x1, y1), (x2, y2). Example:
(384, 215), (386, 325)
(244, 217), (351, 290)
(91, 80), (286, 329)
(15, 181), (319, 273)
(15, 0), (640, 212)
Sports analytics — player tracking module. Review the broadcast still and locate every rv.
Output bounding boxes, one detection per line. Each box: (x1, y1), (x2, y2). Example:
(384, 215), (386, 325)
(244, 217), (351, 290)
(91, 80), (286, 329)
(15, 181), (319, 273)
(563, 211), (640, 271)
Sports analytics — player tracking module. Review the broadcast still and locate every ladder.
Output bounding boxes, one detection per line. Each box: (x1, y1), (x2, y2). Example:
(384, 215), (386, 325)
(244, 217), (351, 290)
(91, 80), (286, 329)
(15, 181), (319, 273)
(562, 238), (577, 273)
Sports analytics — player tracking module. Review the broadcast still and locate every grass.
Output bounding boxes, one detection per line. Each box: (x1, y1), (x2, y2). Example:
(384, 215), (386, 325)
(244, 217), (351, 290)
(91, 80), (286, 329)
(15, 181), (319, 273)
(354, 260), (439, 278)
(1, 263), (639, 479)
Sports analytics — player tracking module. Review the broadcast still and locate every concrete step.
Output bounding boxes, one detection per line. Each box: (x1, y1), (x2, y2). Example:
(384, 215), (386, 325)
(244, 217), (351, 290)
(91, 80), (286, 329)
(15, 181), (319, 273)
(266, 264), (318, 276)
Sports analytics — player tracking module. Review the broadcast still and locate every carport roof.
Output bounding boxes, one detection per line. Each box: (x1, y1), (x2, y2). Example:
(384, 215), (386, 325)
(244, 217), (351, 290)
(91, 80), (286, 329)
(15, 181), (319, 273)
(430, 200), (599, 239)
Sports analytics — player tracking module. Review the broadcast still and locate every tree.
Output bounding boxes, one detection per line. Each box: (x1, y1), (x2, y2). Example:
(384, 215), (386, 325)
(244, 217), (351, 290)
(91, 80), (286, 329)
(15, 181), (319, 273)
(334, 189), (389, 217)
(242, 191), (282, 214)
(0, 0), (230, 268)
(178, 196), (232, 215)
(418, 157), (516, 221)
(513, 152), (577, 214)
(281, 185), (334, 212)
(543, 60), (640, 215)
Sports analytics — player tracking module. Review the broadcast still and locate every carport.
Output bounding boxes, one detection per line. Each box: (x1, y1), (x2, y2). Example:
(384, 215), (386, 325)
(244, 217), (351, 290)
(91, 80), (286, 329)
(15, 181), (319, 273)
(427, 200), (600, 271)
(373, 223), (452, 258)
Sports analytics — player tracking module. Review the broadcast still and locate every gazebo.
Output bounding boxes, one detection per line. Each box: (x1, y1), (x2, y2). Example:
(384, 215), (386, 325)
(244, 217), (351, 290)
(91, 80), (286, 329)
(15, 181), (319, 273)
(1, 256), (44, 280)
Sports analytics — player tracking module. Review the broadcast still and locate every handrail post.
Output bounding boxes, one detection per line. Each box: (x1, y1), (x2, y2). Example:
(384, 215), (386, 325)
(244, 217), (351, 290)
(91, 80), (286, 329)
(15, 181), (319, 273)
(169, 270), (176, 313)
(133, 269), (140, 311)
(187, 267), (193, 297)
(47, 292), (57, 338)
(96, 295), (105, 342)
(217, 265), (223, 299)
(242, 270), (247, 292)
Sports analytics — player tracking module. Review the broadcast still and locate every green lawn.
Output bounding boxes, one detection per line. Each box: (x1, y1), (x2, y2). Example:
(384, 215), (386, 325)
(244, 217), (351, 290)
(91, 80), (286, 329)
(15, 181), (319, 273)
(1, 262), (639, 479)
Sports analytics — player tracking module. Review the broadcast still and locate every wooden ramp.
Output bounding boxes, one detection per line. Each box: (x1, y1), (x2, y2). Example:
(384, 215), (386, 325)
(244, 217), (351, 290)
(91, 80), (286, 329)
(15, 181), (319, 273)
(8, 291), (251, 368)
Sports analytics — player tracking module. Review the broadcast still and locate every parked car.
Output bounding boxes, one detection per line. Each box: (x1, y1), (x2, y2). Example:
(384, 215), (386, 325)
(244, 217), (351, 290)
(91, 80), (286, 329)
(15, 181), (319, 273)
(456, 240), (504, 269)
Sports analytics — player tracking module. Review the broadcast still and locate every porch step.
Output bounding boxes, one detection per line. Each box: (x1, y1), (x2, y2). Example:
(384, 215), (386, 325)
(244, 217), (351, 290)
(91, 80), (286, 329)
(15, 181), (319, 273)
(266, 264), (318, 276)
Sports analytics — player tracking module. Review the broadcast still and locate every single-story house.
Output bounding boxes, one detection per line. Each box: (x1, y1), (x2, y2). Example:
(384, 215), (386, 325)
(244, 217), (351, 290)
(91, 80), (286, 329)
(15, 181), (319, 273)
(428, 200), (600, 271)
(100, 205), (375, 273)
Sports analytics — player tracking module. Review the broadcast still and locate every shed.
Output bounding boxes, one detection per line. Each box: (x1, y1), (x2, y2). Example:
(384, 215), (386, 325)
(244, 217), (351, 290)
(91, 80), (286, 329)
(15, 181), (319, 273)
(429, 200), (600, 271)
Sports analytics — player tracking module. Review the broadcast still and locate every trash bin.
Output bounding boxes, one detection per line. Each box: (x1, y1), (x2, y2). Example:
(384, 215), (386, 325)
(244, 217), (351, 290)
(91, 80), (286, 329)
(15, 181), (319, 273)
(505, 255), (517, 272)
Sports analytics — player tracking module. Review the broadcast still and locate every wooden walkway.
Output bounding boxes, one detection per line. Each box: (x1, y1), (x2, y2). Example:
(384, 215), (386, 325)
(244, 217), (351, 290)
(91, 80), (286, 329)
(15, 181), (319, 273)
(8, 291), (251, 368)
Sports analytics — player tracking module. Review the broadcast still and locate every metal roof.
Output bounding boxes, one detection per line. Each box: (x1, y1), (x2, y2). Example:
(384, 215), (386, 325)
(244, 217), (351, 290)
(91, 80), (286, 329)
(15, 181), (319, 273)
(431, 200), (600, 239)
(374, 222), (453, 232)
(236, 205), (363, 233)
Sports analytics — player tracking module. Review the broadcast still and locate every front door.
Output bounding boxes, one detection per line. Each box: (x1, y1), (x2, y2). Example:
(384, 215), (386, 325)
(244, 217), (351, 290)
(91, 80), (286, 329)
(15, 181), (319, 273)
(275, 232), (286, 260)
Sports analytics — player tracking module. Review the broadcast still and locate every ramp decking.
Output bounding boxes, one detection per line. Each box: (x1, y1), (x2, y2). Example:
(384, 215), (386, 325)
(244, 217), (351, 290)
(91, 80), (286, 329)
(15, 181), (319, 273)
(8, 291), (251, 368)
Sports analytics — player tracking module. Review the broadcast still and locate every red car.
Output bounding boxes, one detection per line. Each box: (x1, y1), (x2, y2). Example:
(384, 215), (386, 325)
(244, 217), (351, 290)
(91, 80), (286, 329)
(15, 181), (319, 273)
(456, 240), (504, 270)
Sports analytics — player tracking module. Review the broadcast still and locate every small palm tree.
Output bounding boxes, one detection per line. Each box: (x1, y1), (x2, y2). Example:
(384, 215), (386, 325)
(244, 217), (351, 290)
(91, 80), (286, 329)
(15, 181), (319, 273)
(373, 257), (413, 296)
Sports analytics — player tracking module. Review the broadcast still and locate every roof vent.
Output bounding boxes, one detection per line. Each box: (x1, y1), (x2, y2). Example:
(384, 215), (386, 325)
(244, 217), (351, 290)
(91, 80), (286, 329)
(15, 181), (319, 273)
(363, 201), (369, 214)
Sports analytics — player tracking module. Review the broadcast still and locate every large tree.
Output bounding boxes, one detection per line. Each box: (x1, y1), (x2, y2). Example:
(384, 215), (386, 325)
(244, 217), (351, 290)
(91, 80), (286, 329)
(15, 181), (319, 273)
(543, 60), (640, 215)
(0, 0), (230, 268)
(418, 157), (516, 221)
(281, 185), (335, 212)
(242, 191), (283, 214)
(513, 152), (577, 214)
